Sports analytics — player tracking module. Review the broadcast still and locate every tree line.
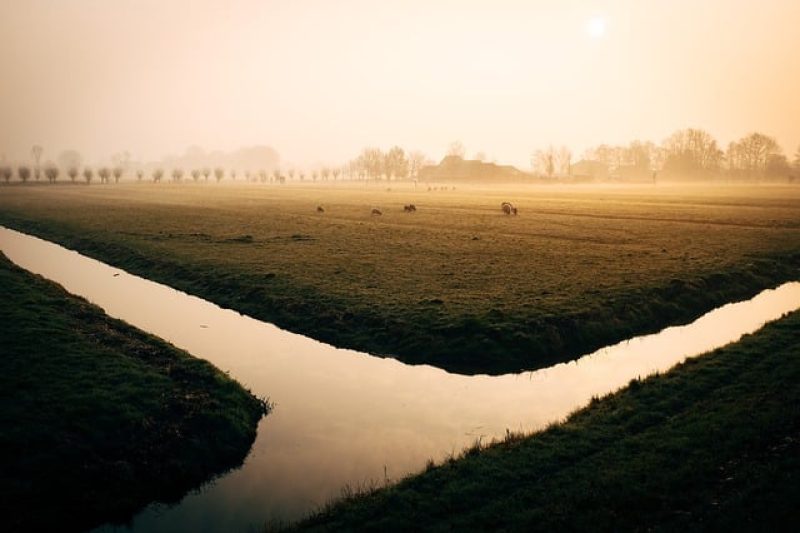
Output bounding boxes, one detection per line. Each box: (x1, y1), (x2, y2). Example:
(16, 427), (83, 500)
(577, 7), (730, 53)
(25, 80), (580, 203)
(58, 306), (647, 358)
(532, 129), (800, 180)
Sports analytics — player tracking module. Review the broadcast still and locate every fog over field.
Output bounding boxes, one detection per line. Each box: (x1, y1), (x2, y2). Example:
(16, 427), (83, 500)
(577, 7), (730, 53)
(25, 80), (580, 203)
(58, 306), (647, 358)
(1, 0), (799, 169)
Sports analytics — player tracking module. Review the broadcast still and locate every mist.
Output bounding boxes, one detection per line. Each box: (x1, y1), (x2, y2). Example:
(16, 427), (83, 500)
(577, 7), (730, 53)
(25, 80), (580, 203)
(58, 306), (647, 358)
(1, 0), (799, 169)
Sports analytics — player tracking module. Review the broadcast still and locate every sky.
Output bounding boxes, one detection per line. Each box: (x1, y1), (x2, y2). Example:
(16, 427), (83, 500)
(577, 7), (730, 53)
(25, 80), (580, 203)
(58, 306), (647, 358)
(1, 0), (799, 169)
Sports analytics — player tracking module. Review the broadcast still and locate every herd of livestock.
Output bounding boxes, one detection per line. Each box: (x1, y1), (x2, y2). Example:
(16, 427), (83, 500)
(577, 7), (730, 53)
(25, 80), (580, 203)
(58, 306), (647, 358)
(316, 202), (518, 216)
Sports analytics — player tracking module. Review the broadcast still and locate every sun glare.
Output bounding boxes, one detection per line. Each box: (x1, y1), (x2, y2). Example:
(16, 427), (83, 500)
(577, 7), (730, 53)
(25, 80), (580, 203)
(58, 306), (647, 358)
(586, 16), (607, 38)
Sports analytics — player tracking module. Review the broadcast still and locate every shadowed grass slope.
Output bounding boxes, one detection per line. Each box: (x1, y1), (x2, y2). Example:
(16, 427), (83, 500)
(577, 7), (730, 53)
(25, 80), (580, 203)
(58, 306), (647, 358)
(0, 253), (269, 533)
(1, 184), (799, 374)
(298, 310), (800, 531)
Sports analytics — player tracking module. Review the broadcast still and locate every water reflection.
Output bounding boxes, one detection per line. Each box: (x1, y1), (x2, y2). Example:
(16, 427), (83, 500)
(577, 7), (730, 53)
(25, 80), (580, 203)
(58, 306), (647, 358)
(1, 226), (798, 532)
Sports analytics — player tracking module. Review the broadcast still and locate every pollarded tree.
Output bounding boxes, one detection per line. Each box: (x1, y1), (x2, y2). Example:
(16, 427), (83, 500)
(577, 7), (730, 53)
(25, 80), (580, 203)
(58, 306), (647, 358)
(793, 145), (800, 175)
(312, 170), (318, 182)
(44, 165), (59, 183)
(202, 168), (210, 181)
(83, 168), (94, 184)
(98, 167), (110, 184)
(172, 168), (184, 182)
(1, 166), (12, 183)
(288, 169), (295, 181)
(258, 170), (267, 183)
(112, 167), (123, 183)
(332, 167), (341, 181)
(191, 169), (201, 182)
(18, 166), (31, 183)
(152, 168), (164, 183)
(136, 170), (144, 182)
(273, 169), (280, 182)
(321, 167), (330, 181)
(214, 167), (224, 182)
(230, 169), (237, 181)
(67, 167), (79, 182)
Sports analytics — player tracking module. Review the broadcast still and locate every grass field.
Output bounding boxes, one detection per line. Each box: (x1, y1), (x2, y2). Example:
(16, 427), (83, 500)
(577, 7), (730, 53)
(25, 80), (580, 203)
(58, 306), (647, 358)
(0, 253), (268, 532)
(1, 182), (799, 374)
(296, 309), (800, 531)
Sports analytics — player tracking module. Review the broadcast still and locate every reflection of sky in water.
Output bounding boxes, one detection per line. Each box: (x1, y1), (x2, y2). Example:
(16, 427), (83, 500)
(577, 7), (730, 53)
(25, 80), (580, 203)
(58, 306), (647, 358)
(2, 227), (798, 532)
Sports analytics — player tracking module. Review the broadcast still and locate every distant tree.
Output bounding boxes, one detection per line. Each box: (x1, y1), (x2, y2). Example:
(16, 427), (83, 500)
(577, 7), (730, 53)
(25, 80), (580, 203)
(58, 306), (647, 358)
(408, 150), (427, 179)
(273, 168), (281, 182)
(299, 172), (305, 181)
(202, 167), (210, 181)
(191, 169), (201, 182)
(67, 167), (79, 182)
(214, 167), (224, 182)
(1, 166), (12, 183)
(83, 168), (94, 184)
(321, 167), (330, 181)
(794, 145), (800, 175)
(258, 170), (267, 183)
(384, 146), (408, 179)
(556, 146), (572, 175)
(230, 169), (237, 181)
(532, 146), (556, 178)
(136, 170), (144, 181)
(765, 153), (790, 178)
(332, 167), (341, 180)
(661, 128), (722, 176)
(730, 132), (782, 177)
(98, 167), (110, 184)
(44, 165), (59, 183)
(57, 150), (83, 172)
(473, 151), (487, 162)
(111, 151), (131, 174)
(172, 168), (184, 182)
(312, 170), (318, 182)
(112, 167), (123, 183)
(359, 147), (384, 180)
(152, 168), (164, 183)
(288, 169), (295, 181)
(447, 141), (466, 158)
(18, 166), (31, 183)
(31, 145), (43, 180)
(244, 171), (251, 182)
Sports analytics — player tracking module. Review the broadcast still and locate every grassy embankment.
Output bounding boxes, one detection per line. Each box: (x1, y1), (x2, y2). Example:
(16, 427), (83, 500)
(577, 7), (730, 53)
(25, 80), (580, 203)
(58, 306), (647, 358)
(298, 309), (800, 531)
(0, 253), (269, 532)
(1, 183), (799, 374)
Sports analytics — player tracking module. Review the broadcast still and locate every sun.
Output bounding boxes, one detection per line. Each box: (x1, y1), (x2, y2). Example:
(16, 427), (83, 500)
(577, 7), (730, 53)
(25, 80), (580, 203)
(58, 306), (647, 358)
(586, 17), (607, 38)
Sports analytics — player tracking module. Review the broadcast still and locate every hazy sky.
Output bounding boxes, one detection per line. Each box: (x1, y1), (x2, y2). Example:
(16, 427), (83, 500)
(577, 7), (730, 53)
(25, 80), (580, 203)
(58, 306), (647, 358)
(1, 0), (798, 169)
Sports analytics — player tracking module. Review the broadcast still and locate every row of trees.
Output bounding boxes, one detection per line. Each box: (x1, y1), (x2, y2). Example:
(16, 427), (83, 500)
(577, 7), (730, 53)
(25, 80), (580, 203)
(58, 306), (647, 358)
(532, 129), (799, 179)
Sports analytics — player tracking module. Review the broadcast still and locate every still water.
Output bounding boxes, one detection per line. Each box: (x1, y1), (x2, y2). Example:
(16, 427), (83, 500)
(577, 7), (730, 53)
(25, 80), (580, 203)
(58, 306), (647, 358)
(1, 226), (798, 531)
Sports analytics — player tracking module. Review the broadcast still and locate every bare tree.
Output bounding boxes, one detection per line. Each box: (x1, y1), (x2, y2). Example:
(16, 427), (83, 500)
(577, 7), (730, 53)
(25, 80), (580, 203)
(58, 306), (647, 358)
(67, 167), (79, 182)
(532, 146), (556, 178)
(18, 166), (31, 183)
(1, 166), (12, 183)
(661, 128), (722, 175)
(321, 167), (330, 181)
(136, 170), (144, 181)
(202, 167), (211, 181)
(57, 150), (83, 172)
(384, 146), (408, 179)
(793, 145), (800, 174)
(83, 168), (94, 184)
(312, 170), (318, 182)
(408, 150), (427, 179)
(556, 146), (572, 175)
(447, 141), (466, 158)
(152, 168), (164, 183)
(31, 145), (43, 180)
(214, 167), (224, 182)
(230, 169), (237, 181)
(332, 167), (341, 180)
(191, 169), (201, 182)
(172, 168), (184, 182)
(288, 169), (295, 181)
(273, 168), (281, 182)
(112, 167), (123, 183)
(98, 167), (110, 184)
(258, 169), (267, 183)
(44, 165), (59, 183)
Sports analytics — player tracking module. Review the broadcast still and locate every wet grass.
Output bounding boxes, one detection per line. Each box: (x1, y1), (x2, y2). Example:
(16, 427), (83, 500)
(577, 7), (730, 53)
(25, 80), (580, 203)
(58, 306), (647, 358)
(0, 253), (269, 532)
(1, 182), (799, 374)
(297, 310), (800, 531)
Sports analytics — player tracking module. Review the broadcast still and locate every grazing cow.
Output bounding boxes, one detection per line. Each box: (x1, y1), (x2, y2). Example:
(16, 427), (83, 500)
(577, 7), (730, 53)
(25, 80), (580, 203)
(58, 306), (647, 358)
(403, 204), (417, 213)
(316, 206), (325, 213)
(371, 208), (383, 216)
(501, 202), (518, 215)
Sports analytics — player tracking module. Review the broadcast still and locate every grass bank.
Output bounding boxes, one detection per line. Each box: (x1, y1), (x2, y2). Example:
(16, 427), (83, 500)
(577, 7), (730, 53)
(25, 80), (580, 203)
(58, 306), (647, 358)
(0, 253), (269, 532)
(298, 309), (800, 531)
(1, 184), (799, 374)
